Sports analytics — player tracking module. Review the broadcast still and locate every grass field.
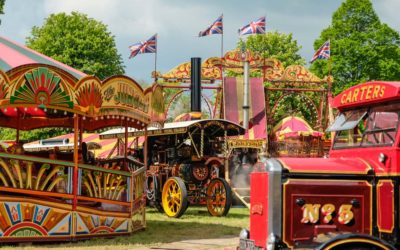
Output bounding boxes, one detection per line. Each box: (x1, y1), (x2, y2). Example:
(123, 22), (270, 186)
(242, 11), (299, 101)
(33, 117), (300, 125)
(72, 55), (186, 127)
(3, 207), (249, 250)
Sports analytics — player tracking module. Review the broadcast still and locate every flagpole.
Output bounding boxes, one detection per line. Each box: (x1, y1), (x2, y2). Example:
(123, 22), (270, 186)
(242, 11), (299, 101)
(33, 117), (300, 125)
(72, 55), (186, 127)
(220, 14), (224, 119)
(154, 34), (158, 83)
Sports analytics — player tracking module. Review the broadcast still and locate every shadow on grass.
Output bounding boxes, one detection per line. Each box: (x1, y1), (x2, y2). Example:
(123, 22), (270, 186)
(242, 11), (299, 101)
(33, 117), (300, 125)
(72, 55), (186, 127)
(35, 221), (241, 249)
(146, 206), (249, 219)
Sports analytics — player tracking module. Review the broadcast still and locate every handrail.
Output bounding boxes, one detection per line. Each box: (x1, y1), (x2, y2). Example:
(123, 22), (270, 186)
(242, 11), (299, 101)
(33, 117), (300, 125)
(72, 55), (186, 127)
(79, 163), (131, 177)
(0, 152), (75, 166)
(0, 152), (131, 177)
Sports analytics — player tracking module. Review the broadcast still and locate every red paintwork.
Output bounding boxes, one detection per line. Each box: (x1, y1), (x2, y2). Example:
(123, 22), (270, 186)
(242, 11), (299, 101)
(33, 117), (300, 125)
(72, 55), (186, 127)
(329, 147), (400, 176)
(278, 157), (372, 175)
(250, 172), (269, 248)
(377, 180), (394, 233)
(247, 81), (400, 249)
(283, 179), (372, 248)
(331, 81), (400, 110)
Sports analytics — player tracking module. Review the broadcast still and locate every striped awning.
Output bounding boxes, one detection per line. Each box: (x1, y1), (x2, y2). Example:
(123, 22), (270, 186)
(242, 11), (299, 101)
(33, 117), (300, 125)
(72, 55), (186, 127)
(273, 116), (324, 140)
(224, 77), (267, 139)
(0, 36), (86, 79)
(24, 133), (138, 159)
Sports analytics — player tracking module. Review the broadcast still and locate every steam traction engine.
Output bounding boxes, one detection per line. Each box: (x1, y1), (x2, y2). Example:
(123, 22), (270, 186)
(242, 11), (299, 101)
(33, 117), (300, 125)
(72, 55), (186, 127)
(145, 119), (245, 218)
(240, 81), (400, 249)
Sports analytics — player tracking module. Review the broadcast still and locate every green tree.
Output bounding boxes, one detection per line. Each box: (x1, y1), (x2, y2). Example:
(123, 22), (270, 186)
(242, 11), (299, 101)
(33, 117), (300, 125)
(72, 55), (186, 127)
(240, 31), (306, 68)
(0, 128), (69, 142)
(311, 0), (400, 95)
(26, 12), (124, 80)
(0, 0), (5, 14)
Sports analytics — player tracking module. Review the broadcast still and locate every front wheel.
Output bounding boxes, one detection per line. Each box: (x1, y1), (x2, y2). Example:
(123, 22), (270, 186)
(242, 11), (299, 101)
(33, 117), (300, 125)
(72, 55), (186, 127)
(316, 234), (396, 250)
(161, 177), (188, 218)
(206, 178), (232, 216)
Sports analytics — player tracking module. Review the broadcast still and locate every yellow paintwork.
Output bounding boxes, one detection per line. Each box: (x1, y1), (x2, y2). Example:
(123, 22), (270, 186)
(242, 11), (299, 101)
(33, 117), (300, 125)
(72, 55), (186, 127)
(162, 178), (183, 217)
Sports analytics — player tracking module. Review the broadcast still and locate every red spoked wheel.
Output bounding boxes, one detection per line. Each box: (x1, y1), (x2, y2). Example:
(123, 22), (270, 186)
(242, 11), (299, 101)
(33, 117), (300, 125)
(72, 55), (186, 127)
(206, 178), (232, 216)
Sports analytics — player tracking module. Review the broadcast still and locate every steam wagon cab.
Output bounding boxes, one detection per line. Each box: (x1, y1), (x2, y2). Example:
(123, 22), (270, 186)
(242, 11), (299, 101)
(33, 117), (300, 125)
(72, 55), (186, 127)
(241, 81), (400, 250)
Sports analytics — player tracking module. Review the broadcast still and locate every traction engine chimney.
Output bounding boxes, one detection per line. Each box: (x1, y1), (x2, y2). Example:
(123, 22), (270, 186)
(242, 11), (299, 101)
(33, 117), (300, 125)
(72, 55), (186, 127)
(190, 57), (202, 120)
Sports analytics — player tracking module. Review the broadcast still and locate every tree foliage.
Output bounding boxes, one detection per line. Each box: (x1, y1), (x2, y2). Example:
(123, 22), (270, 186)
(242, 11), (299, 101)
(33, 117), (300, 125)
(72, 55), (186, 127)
(311, 0), (400, 95)
(2, 12), (126, 142)
(0, 0), (5, 14)
(240, 31), (306, 68)
(26, 12), (125, 80)
(0, 128), (68, 142)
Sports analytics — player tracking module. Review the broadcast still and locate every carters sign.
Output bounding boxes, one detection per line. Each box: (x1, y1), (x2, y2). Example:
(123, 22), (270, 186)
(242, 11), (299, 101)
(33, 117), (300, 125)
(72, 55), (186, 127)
(332, 81), (400, 109)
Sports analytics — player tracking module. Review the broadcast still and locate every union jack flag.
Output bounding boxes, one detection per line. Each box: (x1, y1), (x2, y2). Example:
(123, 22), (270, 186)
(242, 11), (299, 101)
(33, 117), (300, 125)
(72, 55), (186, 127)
(310, 40), (330, 63)
(129, 34), (157, 59)
(199, 15), (223, 37)
(238, 17), (266, 36)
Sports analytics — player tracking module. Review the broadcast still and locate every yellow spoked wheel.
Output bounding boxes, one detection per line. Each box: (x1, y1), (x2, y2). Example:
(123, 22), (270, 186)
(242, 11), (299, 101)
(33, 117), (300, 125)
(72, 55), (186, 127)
(206, 178), (232, 216)
(162, 177), (188, 218)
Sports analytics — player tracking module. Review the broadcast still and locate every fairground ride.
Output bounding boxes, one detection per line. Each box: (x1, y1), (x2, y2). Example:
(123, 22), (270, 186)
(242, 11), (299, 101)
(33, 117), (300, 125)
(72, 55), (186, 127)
(0, 36), (164, 242)
(155, 48), (332, 207)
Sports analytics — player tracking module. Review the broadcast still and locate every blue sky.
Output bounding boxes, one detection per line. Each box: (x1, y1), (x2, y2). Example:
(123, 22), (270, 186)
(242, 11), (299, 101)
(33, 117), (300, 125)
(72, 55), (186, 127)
(1, 0), (399, 83)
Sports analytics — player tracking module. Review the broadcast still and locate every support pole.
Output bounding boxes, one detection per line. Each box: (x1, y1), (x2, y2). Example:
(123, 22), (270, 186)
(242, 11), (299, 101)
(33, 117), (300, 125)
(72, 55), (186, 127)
(73, 115), (79, 210)
(154, 34), (158, 83)
(16, 110), (20, 143)
(144, 127), (148, 170)
(124, 120), (128, 170)
(243, 60), (250, 130)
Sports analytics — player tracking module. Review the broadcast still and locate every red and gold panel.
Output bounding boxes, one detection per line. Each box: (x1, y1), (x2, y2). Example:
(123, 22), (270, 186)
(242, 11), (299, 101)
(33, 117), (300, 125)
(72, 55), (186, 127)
(0, 196), (145, 241)
(283, 179), (372, 248)
(331, 81), (400, 110)
(377, 180), (394, 233)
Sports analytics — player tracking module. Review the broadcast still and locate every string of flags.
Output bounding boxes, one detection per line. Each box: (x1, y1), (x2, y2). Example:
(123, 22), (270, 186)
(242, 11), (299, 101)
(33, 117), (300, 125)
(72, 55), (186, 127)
(128, 16), (330, 63)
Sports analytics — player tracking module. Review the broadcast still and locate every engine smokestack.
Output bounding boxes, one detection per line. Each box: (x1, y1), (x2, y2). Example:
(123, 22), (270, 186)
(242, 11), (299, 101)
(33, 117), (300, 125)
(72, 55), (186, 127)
(190, 57), (202, 120)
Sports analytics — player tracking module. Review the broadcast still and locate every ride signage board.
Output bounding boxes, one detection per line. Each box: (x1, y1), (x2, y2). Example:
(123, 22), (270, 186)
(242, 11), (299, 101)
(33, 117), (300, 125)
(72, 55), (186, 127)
(331, 81), (400, 109)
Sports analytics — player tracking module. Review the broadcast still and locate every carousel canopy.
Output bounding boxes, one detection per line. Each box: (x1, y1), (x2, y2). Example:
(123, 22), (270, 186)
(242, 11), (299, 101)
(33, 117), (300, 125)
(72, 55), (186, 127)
(0, 36), (86, 79)
(224, 77), (267, 139)
(100, 119), (245, 139)
(273, 116), (323, 140)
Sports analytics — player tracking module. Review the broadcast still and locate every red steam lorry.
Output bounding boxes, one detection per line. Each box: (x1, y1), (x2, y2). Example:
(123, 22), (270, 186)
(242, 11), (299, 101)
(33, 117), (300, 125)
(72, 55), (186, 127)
(239, 81), (400, 250)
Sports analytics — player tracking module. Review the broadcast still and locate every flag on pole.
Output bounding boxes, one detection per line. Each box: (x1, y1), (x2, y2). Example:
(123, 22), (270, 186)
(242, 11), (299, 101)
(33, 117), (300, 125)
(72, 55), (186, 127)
(199, 15), (223, 37)
(238, 17), (266, 36)
(310, 40), (330, 63)
(129, 34), (157, 59)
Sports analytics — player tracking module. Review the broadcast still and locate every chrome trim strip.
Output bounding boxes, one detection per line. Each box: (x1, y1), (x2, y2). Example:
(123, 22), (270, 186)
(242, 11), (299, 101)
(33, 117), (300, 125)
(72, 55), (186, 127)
(266, 158), (282, 240)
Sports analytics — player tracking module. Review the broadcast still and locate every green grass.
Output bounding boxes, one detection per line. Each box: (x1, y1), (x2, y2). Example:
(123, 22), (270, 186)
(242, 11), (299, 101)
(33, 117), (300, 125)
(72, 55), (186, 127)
(4, 207), (249, 250)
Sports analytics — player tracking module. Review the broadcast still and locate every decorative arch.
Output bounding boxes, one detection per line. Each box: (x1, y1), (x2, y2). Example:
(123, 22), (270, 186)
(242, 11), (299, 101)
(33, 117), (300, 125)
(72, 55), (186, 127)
(164, 89), (213, 119)
(270, 92), (321, 126)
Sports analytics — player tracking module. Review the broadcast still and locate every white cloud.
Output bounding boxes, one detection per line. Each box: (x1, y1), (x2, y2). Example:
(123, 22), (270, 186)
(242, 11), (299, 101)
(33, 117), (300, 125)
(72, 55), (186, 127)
(43, 0), (210, 39)
(4, 0), (398, 83)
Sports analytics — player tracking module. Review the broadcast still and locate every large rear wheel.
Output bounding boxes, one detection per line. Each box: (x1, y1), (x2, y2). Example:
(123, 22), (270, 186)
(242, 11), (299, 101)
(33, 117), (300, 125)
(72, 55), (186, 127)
(162, 177), (188, 218)
(206, 178), (232, 216)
